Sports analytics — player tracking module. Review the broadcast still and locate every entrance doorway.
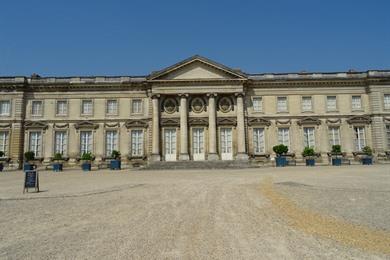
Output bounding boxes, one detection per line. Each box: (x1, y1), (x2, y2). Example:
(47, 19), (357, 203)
(220, 128), (233, 160)
(164, 129), (176, 161)
(192, 128), (205, 161)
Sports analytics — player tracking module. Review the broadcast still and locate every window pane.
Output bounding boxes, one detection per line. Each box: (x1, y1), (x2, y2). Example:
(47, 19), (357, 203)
(29, 131), (42, 157)
(303, 127), (315, 148)
(0, 101), (11, 116)
(56, 101), (67, 115)
(277, 128), (289, 147)
(82, 100), (93, 114)
(354, 127), (366, 151)
(0, 131), (9, 156)
(253, 97), (262, 112)
(384, 95), (390, 109)
(328, 127), (340, 146)
(80, 131), (92, 154)
(131, 130), (143, 156)
(253, 128), (265, 153)
(31, 101), (43, 115)
(352, 96), (362, 110)
(106, 100), (118, 114)
(302, 97), (312, 111)
(105, 131), (118, 156)
(132, 99), (142, 113)
(277, 97), (287, 112)
(327, 96), (337, 111)
(54, 131), (67, 155)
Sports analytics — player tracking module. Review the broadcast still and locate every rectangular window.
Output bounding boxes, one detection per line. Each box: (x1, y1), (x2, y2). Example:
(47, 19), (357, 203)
(80, 131), (92, 154)
(131, 130), (144, 156)
(384, 94), (390, 110)
(328, 127), (340, 146)
(54, 131), (67, 155)
(0, 100), (11, 116)
(352, 96), (362, 110)
(327, 96), (337, 111)
(105, 131), (118, 156)
(106, 100), (118, 115)
(252, 97), (262, 112)
(277, 128), (290, 147)
(31, 101), (43, 116)
(132, 99), (143, 114)
(0, 131), (9, 156)
(277, 97), (288, 112)
(386, 125), (390, 150)
(302, 96), (312, 111)
(303, 127), (315, 148)
(253, 128), (265, 154)
(354, 126), (366, 151)
(56, 100), (68, 116)
(29, 131), (42, 157)
(81, 100), (93, 115)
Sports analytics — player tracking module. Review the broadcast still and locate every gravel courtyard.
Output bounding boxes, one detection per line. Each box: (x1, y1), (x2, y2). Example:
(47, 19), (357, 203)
(0, 165), (389, 259)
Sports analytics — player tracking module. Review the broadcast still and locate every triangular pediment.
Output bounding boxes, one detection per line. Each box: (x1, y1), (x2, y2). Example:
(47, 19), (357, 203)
(346, 115), (371, 125)
(149, 55), (246, 81)
(25, 121), (48, 130)
(297, 117), (322, 126)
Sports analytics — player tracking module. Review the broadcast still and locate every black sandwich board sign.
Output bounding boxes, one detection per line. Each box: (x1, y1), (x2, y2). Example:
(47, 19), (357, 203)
(23, 170), (39, 193)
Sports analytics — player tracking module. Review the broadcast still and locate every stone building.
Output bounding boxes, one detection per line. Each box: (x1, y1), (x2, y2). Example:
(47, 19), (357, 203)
(1, 55), (390, 169)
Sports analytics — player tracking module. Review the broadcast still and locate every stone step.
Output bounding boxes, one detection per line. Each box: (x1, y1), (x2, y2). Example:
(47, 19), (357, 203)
(142, 160), (258, 170)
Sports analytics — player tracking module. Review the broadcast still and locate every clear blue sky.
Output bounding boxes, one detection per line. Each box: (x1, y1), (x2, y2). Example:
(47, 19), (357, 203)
(0, 0), (389, 76)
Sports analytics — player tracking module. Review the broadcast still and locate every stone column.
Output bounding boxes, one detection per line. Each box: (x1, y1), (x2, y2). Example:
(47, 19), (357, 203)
(179, 94), (190, 160)
(151, 95), (161, 161)
(236, 93), (248, 160)
(207, 93), (219, 160)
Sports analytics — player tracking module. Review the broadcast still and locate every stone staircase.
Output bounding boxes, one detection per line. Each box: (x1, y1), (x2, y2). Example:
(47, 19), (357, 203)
(142, 160), (259, 170)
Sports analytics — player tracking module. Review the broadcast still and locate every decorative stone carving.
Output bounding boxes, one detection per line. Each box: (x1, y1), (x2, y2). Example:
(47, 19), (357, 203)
(247, 117), (271, 127)
(163, 98), (177, 114)
(217, 117), (237, 126)
(326, 118), (342, 124)
(297, 117), (321, 126)
(188, 117), (208, 126)
(218, 97), (233, 113)
(125, 120), (148, 128)
(191, 97), (205, 113)
(276, 119), (291, 125)
(346, 115), (371, 125)
(104, 122), (120, 128)
(53, 123), (69, 129)
(161, 118), (180, 126)
(0, 123), (11, 128)
(74, 121), (99, 130)
(24, 121), (48, 130)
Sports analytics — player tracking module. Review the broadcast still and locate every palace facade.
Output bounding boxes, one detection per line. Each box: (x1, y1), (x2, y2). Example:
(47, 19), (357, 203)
(1, 55), (390, 169)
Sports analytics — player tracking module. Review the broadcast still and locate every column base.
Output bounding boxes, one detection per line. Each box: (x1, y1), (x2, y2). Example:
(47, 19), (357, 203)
(150, 154), (161, 162)
(208, 153), (219, 161)
(179, 153), (190, 161)
(236, 153), (249, 161)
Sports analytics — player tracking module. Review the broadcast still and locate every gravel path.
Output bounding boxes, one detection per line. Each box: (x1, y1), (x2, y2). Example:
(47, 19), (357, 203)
(0, 166), (389, 259)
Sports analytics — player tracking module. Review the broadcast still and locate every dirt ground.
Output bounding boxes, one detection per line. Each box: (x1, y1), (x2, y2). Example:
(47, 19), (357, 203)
(0, 165), (389, 259)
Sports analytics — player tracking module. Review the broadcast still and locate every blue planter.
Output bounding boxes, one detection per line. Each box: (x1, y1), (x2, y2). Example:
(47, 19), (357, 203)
(275, 156), (287, 167)
(82, 162), (91, 171)
(23, 163), (34, 171)
(305, 158), (315, 166)
(362, 157), (373, 165)
(52, 163), (63, 172)
(110, 160), (121, 170)
(0, 163), (3, 172)
(332, 158), (342, 166)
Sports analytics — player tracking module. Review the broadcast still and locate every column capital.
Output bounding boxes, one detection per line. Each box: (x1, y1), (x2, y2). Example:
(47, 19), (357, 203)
(151, 94), (160, 99)
(178, 93), (189, 98)
(206, 93), (218, 97)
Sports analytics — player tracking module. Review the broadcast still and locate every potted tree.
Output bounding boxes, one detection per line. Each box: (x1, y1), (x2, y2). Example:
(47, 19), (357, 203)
(361, 146), (373, 165)
(81, 152), (93, 171)
(330, 145), (342, 166)
(0, 151), (4, 172)
(302, 147), (316, 166)
(110, 150), (121, 170)
(273, 144), (289, 167)
(24, 151), (35, 171)
(52, 153), (64, 172)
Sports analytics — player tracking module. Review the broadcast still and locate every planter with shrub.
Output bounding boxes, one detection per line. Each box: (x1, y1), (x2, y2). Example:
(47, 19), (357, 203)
(23, 151), (36, 171)
(361, 146), (373, 165)
(109, 150), (121, 170)
(302, 147), (316, 166)
(81, 152), (93, 171)
(273, 144), (288, 167)
(52, 153), (64, 172)
(330, 145), (342, 166)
